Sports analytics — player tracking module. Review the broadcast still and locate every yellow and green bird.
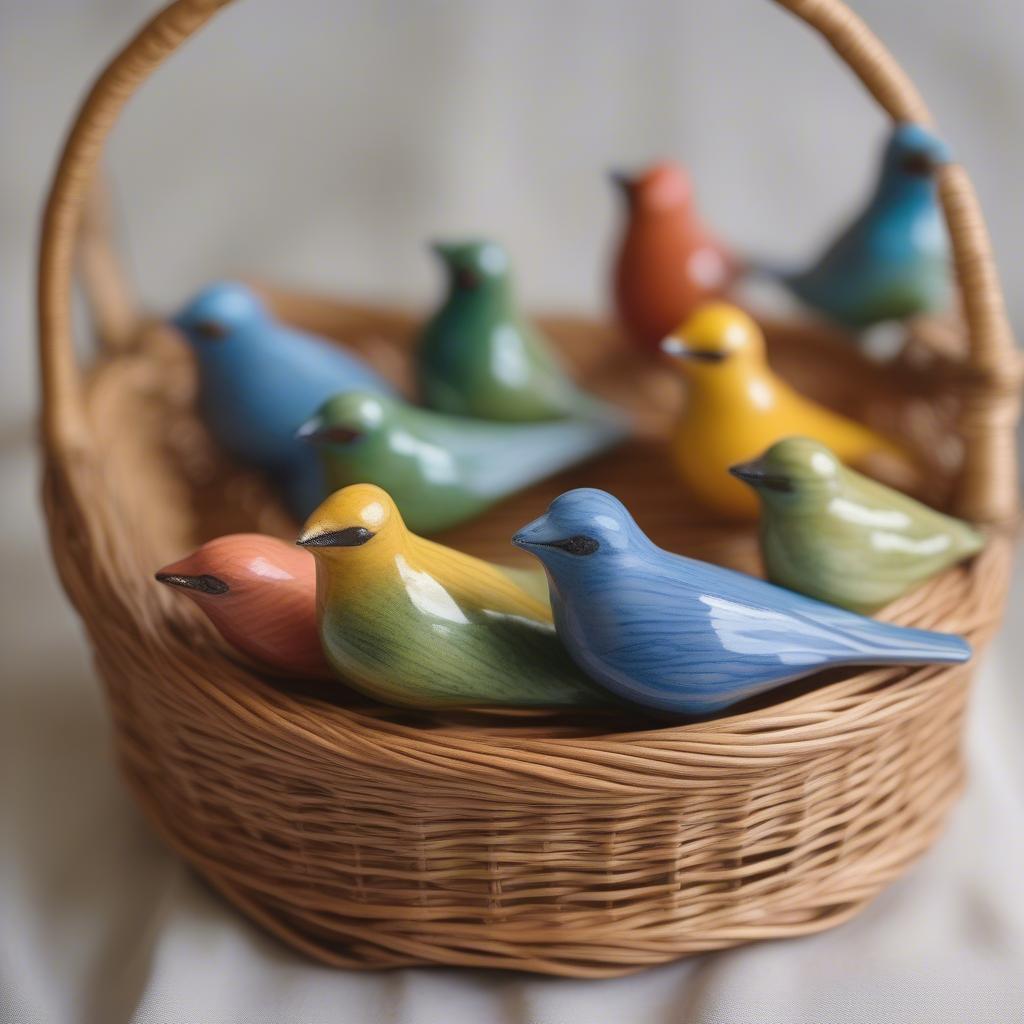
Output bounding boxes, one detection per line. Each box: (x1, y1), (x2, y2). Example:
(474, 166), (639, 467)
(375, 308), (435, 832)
(730, 436), (984, 613)
(297, 484), (609, 709)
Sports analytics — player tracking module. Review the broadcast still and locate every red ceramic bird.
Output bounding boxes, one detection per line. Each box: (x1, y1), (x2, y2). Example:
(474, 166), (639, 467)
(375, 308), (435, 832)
(156, 534), (330, 679)
(611, 161), (737, 353)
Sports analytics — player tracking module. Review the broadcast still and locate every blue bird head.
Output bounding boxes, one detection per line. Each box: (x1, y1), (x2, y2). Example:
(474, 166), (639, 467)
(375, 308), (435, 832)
(171, 281), (271, 351)
(879, 122), (951, 198)
(512, 489), (649, 574)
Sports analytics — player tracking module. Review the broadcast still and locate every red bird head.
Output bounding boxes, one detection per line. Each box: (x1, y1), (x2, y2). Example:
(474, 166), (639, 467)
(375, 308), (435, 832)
(612, 161), (694, 215)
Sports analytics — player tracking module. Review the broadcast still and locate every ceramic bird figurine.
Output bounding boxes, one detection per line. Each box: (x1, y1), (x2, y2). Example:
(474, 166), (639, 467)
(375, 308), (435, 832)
(611, 161), (737, 353)
(730, 437), (984, 613)
(297, 484), (609, 709)
(416, 240), (616, 422)
(763, 123), (951, 329)
(155, 534), (330, 678)
(661, 302), (912, 520)
(171, 281), (397, 520)
(513, 488), (972, 716)
(298, 391), (626, 534)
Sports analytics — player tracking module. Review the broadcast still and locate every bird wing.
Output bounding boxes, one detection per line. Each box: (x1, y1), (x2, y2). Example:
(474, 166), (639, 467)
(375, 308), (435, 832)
(817, 477), (984, 588)
(575, 549), (966, 713)
(409, 536), (553, 624)
(787, 202), (947, 327)
(405, 410), (625, 499)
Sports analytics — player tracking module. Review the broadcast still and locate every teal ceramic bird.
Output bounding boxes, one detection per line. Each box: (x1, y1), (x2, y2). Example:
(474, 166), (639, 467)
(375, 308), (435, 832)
(298, 391), (626, 534)
(766, 123), (952, 329)
(416, 240), (616, 422)
(297, 484), (610, 709)
(172, 281), (396, 519)
(730, 437), (985, 613)
(513, 488), (971, 716)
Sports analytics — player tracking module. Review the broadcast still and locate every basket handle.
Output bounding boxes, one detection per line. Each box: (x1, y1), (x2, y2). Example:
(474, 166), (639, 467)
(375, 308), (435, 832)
(38, 0), (1021, 521)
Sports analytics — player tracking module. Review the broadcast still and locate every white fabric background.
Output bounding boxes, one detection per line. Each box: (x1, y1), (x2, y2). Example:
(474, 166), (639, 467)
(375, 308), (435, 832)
(2, 2), (1023, 1022)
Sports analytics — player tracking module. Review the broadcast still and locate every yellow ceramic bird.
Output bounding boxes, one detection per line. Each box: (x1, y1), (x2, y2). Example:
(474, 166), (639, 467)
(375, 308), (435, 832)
(661, 303), (910, 520)
(298, 484), (608, 708)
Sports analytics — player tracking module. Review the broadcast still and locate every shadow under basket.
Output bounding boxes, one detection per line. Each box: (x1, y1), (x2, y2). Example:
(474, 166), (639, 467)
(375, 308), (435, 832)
(38, 0), (1021, 978)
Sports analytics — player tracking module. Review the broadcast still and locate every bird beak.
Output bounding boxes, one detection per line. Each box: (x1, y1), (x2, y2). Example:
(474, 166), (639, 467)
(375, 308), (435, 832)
(295, 417), (323, 442)
(155, 572), (230, 595)
(609, 170), (635, 199)
(660, 335), (691, 360)
(430, 240), (459, 262)
(728, 458), (793, 493)
(511, 514), (553, 551)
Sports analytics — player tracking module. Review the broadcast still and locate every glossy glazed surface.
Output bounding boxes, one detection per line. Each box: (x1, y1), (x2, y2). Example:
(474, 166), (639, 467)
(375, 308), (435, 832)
(612, 161), (737, 353)
(300, 391), (626, 534)
(155, 534), (331, 678)
(513, 488), (971, 716)
(732, 437), (984, 613)
(417, 240), (615, 422)
(298, 484), (608, 709)
(172, 281), (396, 520)
(779, 123), (951, 328)
(661, 303), (911, 520)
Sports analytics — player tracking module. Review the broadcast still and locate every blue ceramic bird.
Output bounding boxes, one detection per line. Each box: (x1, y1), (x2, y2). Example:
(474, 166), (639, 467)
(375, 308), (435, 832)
(512, 488), (971, 715)
(767, 122), (952, 329)
(172, 282), (397, 520)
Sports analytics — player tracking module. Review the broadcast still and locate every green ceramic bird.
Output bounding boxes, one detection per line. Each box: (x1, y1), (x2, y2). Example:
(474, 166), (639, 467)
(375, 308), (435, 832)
(298, 391), (626, 535)
(416, 239), (616, 422)
(730, 437), (984, 613)
(297, 483), (610, 709)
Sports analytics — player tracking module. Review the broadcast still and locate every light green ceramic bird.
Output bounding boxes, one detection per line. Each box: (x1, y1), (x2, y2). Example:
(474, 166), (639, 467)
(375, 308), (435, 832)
(298, 391), (626, 535)
(297, 484), (610, 709)
(730, 437), (984, 613)
(416, 239), (616, 422)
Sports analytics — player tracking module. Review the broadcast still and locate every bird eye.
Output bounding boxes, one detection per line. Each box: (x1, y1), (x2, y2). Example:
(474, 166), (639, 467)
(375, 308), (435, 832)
(308, 427), (362, 446)
(192, 319), (228, 341)
(756, 474), (794, 493)
(455, 268), (481, 290)
(686, 349), (728, 363)
(901, 152), (935, 177)
(548, 535), (600, 556)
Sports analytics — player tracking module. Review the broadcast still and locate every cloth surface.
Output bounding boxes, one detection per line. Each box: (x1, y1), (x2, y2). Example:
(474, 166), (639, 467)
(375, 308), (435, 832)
(3, 2), (1023, 1021)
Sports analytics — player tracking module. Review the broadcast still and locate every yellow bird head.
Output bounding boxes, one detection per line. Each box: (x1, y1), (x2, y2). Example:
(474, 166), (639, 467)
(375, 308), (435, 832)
(297, 483), (407, 566)
(659, 302), (766, 383)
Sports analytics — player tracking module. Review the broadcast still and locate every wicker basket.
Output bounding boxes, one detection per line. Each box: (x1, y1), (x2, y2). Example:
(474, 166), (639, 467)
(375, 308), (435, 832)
(38, 0), (1022, 978)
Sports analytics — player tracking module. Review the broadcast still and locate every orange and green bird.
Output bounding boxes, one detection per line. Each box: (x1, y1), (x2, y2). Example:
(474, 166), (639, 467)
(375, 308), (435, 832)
(660, 302), (911, 520)
(297, 484), (609, 710)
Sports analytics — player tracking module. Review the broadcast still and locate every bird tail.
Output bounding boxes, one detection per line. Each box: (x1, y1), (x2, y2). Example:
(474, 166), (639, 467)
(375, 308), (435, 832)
(853, 619), (972, 666)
